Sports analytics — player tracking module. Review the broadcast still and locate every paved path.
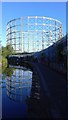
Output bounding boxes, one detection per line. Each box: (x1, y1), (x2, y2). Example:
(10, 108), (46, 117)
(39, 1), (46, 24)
(29, 62), (66, 119)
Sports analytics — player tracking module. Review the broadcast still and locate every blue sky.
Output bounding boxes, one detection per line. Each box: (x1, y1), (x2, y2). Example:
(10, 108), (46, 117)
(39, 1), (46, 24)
(2, 2), (66, 46)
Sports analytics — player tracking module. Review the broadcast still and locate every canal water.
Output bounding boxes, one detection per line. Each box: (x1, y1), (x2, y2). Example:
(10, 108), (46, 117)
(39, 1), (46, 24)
(1, 64), (49, 119)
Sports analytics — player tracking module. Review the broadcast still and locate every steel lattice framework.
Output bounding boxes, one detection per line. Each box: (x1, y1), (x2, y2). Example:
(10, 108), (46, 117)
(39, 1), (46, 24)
(6, 16), (62, 53)
(6, 68), (32, 102)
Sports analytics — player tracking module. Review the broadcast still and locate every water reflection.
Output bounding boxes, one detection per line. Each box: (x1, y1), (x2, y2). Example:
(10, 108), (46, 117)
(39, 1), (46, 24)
(6, 65), (32, 103)
(2, 64), (48, 118)
(26, 71), (41, 117)
(0, 64), (2, 120)
(26, 71), (48, 118)
(0, 74), (2, 90)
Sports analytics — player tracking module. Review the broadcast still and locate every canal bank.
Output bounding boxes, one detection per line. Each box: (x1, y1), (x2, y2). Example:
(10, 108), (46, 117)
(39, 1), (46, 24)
(28, 62), (66, 119)
(2, 60), (67, 119)
(2, 63), (52, 119)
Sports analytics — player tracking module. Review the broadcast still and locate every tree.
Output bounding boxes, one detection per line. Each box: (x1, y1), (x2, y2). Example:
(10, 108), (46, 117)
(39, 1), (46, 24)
(2, 46), (7, 57)
(6, 45), (15, 56)
(2, 45), (15, 57)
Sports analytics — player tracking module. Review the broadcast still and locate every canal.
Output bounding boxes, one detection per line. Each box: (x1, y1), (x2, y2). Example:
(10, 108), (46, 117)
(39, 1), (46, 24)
(1, 64), (49, 119)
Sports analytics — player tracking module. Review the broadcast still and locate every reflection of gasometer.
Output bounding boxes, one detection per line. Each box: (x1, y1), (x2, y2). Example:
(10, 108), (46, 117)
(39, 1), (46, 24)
(6, 67), (32, 103)
(0, 74), (2, 91)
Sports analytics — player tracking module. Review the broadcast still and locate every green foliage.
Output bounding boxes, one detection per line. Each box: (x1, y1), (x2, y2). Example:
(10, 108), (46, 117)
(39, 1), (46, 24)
(2, 45), (15, 67)
(2, 57), (7, 74)
(2, 45), (15, 57)
(2, 57), (7, 64)
(2, 67), (14, 77)
(2, 46), (7, 58)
